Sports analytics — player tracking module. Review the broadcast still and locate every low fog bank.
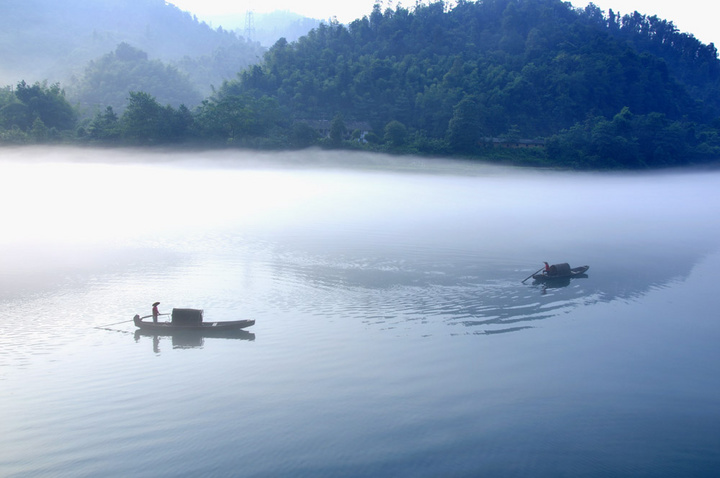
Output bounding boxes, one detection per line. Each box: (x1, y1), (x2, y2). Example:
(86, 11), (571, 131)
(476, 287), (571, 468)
(2, 145), (719, 301)
(0, 145), (530, 175)
(4, 144), (718, 175)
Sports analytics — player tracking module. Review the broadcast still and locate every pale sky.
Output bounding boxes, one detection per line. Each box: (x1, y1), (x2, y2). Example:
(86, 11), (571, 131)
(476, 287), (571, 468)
(167, 0), (718, 46)
(571, 1), (718, 46)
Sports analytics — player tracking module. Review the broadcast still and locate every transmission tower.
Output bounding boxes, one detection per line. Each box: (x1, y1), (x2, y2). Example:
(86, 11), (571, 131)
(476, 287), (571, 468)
(244, 8), (256, 41)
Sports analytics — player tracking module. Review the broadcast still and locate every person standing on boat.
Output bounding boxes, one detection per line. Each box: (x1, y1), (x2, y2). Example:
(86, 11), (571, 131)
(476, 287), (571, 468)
(152, 302), (160, 322)
(543, 262), (550, 274)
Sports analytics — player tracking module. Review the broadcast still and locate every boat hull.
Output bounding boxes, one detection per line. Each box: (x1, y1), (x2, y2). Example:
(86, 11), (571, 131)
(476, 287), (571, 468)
(532, 265), (589, 281)
(134, 315), (255, 332)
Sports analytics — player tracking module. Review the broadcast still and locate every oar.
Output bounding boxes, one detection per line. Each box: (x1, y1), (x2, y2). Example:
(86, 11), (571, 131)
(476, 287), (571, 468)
(521, 267), (544, 283)
(95, 314), (169, 329)
(95, 318), (136, 328)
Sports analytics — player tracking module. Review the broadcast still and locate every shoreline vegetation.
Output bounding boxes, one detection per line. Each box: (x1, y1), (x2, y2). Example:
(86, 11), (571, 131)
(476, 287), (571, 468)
(2, 0), (720, 170)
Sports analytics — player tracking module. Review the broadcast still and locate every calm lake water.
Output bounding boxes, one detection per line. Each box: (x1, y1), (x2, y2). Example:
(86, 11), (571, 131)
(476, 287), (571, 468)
(1, 146), (719, 477)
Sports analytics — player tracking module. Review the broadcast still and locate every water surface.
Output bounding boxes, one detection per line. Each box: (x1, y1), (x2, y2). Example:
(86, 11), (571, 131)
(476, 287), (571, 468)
(1, 147), (719, 477)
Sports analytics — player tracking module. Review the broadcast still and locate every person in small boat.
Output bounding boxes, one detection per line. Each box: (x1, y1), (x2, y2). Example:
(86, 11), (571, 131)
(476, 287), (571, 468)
(543, 262), (550, 275)
(152, 302), (160, 322)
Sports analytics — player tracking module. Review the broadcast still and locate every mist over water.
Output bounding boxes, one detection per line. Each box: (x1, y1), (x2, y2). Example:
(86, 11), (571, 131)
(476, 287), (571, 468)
(1, 147), (719, 477)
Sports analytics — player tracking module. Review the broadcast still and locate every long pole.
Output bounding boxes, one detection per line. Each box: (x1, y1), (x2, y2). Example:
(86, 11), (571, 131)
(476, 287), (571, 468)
(522, 267), (544, 283)
(95, 314), (168, 329)
(95, 318), (135, 328)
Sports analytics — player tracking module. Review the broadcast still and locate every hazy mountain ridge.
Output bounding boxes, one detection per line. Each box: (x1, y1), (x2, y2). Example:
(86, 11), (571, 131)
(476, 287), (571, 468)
(0, 0), (278, 89)
(200, 11), (323, 47)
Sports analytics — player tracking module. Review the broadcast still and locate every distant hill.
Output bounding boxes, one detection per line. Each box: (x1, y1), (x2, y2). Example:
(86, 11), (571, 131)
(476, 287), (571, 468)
(200, 11), (322, 47)
(0, 0), (265, 93)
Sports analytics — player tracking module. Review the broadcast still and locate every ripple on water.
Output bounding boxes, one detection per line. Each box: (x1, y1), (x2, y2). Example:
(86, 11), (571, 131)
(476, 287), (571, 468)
(214, 239), (603, 336)
(0, 230), (604, 373)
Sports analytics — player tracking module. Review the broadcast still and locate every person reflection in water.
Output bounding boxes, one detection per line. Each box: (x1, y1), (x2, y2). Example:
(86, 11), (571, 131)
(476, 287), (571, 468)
(152, 301), (160, 322)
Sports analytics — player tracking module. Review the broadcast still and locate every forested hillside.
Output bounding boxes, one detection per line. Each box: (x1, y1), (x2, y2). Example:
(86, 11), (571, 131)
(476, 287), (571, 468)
(213, 0), (719, 167)
(231, 0), (715, 135)
(2, 0), (720, 169)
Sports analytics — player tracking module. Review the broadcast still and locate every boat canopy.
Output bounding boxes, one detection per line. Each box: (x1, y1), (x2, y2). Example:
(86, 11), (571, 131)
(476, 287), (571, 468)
(172, 308), (204, 325)
(548, 263), (571, 276)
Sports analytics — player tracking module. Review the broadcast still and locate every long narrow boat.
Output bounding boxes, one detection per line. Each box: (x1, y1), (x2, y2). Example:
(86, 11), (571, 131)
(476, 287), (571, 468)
(532, 263), (589, 281)
(133, 308), (254, 332)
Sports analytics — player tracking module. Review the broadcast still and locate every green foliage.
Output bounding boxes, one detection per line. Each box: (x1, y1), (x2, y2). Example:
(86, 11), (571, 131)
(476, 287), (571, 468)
(87, 106), (121, 142)
(585, 5), (720, 112)
(120, 92), (165, 144)
(0, 102), (32, 131)
(546, 107), (718, 169)
(0, 80), (76, 139)
(0, 126), (30, 144)
(15, 80), (77, 130)
(213, 0), (715, 167)
(384, 120), (408, 148)
(290, 122), (319, 148)
(329, 114), (346, 145)
(3, 0), (720, 169)
(0, 86), (15, 107)
(447, 95), (482, 153)
(119, 91), (191, 145)
(30, 117), (49, 142)
(70, 43), (203, 116)
(193, 90), (283, 145)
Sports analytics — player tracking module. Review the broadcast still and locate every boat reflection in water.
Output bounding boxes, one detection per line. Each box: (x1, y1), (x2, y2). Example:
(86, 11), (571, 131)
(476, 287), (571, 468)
(537, 274), (588, 294)
(134, 328), (255, 352)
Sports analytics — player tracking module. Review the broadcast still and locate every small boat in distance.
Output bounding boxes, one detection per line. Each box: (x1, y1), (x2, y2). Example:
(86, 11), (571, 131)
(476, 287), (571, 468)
(532, 263), (589, 281)
(133, 308), (255, 332)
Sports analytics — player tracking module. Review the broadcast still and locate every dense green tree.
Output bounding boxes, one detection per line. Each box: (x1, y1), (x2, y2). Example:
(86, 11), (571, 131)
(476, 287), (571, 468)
(0, 86), (15, 109)
(120, 91), (168, 144)
(447, 95), (482, 153)
(13, 80), (77, 131)
(384, 120), (408, 148)
(290, 122), (319, 148)
(70, 43), (203, 115)
(87, 106), (121, 142)
(30, 117), (49, 142)
(0, 102), (32, 131)
(193, 91), (282, 144)
(329, 114), (346, 145)
(546, 106), (716, 168)
(0, 126), (29, 144)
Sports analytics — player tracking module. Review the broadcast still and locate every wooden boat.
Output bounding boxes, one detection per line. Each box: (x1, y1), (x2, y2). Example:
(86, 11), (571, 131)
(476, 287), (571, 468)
(532, 263), (589, 281)
(133, 308), (255, 332)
